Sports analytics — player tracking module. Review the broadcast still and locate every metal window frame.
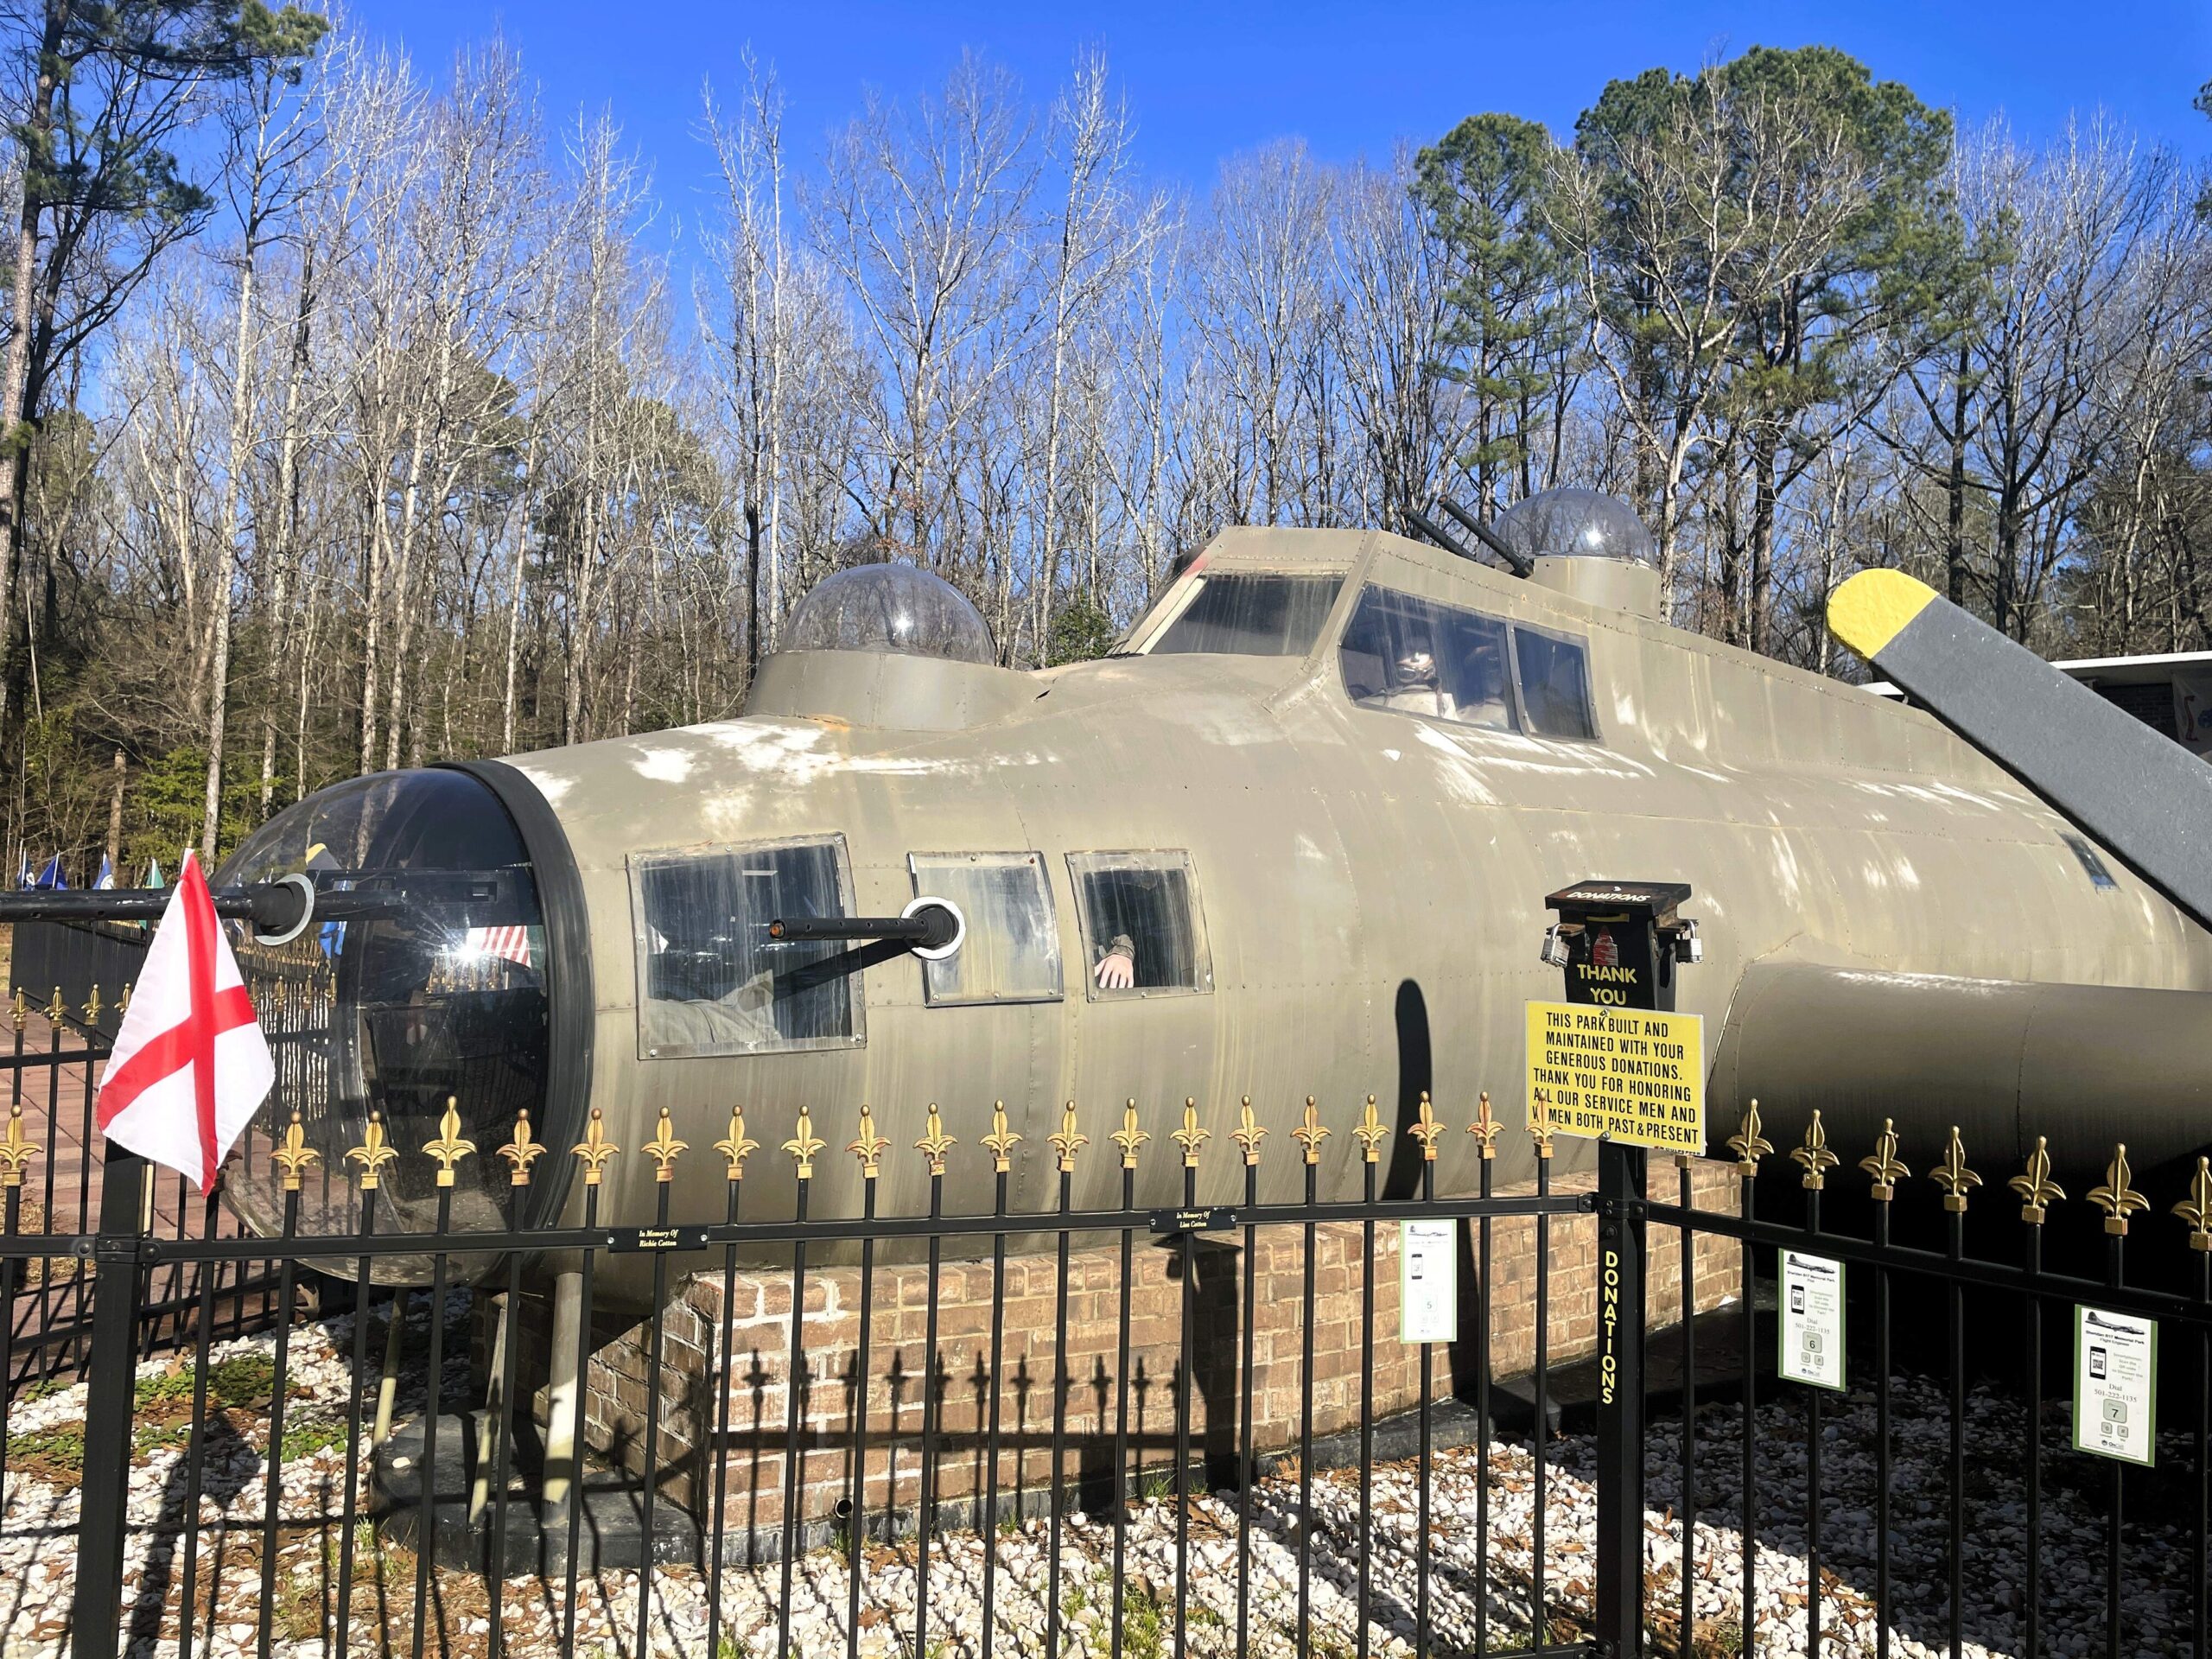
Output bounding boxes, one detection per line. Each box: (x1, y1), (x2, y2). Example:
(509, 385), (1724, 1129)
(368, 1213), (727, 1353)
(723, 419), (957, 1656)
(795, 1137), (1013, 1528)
(627, 831), (868, 1060)
(906, 849), (1065, 1007)
(1065, 848), (1215, 1002)
(1507, 618), (1603, 743)
(1333, 582), (1524, 734)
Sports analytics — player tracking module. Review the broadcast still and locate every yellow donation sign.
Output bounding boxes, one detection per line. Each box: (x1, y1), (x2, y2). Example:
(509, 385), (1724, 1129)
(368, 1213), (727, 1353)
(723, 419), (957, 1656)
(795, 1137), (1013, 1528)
(1524, 1001), (1705, 1151)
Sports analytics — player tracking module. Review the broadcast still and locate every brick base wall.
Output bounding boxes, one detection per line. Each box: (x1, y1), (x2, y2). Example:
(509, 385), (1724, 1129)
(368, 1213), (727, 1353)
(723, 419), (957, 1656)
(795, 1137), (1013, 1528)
(575, 1157), (1741, 1530)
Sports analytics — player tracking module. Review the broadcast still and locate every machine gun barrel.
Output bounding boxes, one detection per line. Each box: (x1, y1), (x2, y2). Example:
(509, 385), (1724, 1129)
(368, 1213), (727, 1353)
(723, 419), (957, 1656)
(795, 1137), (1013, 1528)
(1436, 495), (1535, 577)
(0, 883), (404, 933)
(766, 903), (960, 951)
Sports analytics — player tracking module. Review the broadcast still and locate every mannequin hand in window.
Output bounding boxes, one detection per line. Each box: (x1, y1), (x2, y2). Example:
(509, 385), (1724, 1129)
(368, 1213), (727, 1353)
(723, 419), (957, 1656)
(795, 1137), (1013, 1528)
(1093, 934), (1137, 990)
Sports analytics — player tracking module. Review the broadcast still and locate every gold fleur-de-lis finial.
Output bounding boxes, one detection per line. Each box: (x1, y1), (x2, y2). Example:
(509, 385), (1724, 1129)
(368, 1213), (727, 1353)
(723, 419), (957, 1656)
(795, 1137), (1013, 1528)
(785, 1107), (826, 1179)
(118, 982), (131, 1017)
(497, 1111), (545, 1187)
(0, 1103), (36, 1188)
(2088, 1143), (2150, 1236)
(1408, 1091), (1445, 1161)
(1353, 1095), (1388, 1163)
(423, 1098), (475, 1188)
(715, 1106), (758, 1180)
(849, 1103), (889, 1179)
(1727, 1100), (1772, 1176)
(1292, 1095), (1330, 1164)
(1790, 1111), (1839, 1191)
(45, 988), (63, 1025)
(10, 988), (25, 1033)
(346, 1111), (397, 1190)
(272, 1109), (321, 1192)
(1112, 1100), (1147, 1170)
(572, 1108), (620, 1187)
(1467, 1090), (1500, 1160)
(643, 1108), (688, 1182)
(0, 1106), (35, 1194)
(1859, 1118), (1910, 1202)
(1230, 1096), (1267, 1166)
(83, 986), (102, 1027)
(1048, 1101), (1088, 1173)
(982, 1101), (1021, 1173)
(1527, 1090), (1555, 1161)
(915, 1104), (955, 1177)
(1173, 1097), (1209, 1167)
(1930, 1126), (1981, 1214)
(2172, 1157), (2212, 1252)
(2008, 1136), (2064, 1225)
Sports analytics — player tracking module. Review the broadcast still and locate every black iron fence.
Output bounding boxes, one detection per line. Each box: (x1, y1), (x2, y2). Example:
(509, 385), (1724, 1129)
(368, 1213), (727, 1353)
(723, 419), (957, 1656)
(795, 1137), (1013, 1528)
(10, 1065), (2212, 1657)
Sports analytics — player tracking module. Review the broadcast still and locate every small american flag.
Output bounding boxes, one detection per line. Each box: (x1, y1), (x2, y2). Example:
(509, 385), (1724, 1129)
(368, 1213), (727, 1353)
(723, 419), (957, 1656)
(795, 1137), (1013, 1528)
(464, 925), (532, 968)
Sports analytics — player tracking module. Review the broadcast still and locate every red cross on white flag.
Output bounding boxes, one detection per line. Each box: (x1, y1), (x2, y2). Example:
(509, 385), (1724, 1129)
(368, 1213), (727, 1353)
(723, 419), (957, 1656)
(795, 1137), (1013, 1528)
(96, 850), (276, 1190)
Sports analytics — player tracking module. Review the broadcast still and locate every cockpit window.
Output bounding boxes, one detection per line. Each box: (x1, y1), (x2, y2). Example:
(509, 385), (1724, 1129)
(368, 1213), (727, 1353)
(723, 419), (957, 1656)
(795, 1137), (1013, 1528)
(1147, 573), (1344, 657)
(1513, 626), (1598, 740)
(631, 836), (863, 1058)
(1068, 850), (1212, 1000)
(1339, 586), (1516, 730)
(908, 852), (1063, 1005)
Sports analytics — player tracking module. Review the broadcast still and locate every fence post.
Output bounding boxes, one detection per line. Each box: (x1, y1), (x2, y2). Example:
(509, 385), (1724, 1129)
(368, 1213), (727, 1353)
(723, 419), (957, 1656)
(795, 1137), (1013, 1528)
(70, 1147), (150, 1659)
(1593, 1137), (1648, 1658)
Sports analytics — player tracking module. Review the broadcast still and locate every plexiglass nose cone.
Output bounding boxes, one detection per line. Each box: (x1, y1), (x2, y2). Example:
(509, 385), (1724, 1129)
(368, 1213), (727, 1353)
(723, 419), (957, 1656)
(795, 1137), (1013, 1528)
(215, 768), (551, 1259)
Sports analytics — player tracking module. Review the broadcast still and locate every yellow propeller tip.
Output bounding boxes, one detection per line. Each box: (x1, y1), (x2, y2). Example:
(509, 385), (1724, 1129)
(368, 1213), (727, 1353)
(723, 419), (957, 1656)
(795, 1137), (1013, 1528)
(1827, 569), (1937, 662)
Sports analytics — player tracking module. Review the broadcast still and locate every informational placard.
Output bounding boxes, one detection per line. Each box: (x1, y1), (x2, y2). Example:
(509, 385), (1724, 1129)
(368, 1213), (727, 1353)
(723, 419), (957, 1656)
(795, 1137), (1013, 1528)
(1524, 1001), (1705, 1151)
(2075, 1305), (2158, 1466)
(1399, 1219), (1458, 1344)
(1777, 1249), (1847, 1391)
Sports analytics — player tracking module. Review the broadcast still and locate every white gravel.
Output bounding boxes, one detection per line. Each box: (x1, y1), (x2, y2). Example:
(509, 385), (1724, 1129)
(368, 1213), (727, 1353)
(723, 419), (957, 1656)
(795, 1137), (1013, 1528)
(0, 1293), (2197, 1658)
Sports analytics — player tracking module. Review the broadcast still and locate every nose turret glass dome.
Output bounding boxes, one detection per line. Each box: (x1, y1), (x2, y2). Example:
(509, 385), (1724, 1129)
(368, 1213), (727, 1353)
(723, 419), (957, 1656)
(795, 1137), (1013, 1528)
(1494, 488), (1656, 568)
(783, 562), (998, 664)
(215, 768), (551, 1256)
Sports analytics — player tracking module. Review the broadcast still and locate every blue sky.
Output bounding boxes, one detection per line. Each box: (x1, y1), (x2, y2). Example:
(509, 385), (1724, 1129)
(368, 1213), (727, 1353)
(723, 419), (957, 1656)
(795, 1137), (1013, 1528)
(362, 0), (2209, 220)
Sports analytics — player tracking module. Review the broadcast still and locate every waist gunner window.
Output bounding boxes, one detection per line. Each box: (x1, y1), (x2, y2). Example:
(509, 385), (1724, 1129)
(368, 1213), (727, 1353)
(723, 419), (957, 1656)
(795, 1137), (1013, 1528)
(907, 851), (1064, 1005)
(631, 836), (864, 1057)
(1067, 850), (1211, 1000)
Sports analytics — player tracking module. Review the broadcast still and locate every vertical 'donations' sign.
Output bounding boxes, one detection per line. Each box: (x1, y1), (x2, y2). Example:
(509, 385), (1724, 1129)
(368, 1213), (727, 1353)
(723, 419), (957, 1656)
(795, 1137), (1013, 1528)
(1536, 880), (1702, 1658)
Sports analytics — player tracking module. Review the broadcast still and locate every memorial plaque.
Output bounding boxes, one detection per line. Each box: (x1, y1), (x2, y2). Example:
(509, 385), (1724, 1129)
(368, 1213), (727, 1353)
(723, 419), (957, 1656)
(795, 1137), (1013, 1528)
(2074, 1305), (2158, 1466)
(1778, 1249), (1847, 1391)
(1399, 1218), (1457, 1344)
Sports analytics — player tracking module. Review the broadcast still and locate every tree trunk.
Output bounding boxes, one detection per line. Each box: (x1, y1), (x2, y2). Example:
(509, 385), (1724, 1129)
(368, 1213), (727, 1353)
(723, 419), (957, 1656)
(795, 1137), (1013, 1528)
(204, 220), (262, 861)
(105, 748), (124, 872)
(1945, 343), (1969, 608)
(0, 7), (61, 756)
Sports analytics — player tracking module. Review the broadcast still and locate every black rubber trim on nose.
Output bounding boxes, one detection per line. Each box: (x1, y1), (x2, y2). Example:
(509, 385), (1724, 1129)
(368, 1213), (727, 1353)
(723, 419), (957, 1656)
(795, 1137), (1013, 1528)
(442, 758), (593, 1233)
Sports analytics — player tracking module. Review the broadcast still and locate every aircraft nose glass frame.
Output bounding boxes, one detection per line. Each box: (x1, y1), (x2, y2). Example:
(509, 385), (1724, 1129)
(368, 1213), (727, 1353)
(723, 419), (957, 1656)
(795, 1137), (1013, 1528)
(213, 767), (551, 1243)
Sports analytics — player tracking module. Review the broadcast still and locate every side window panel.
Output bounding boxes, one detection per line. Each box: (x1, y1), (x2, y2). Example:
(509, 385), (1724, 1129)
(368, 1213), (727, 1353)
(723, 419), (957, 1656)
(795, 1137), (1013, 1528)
(1150, 573), (1344, 657)
(1068, 851), (1212, 1000)
(1513, 626), (1599, 739)
(1338, 585), (1516, 730)
(907, 852), (1063, 1005)
(632, 837), (861, 1058)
